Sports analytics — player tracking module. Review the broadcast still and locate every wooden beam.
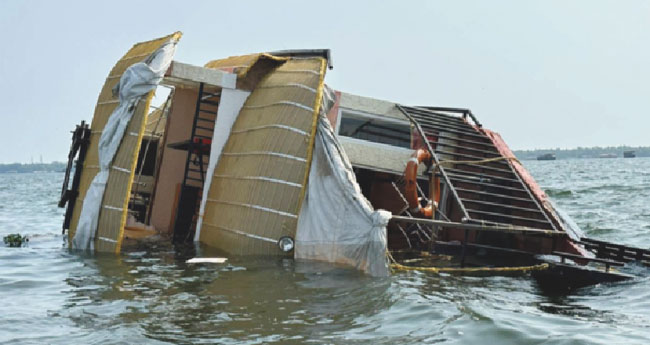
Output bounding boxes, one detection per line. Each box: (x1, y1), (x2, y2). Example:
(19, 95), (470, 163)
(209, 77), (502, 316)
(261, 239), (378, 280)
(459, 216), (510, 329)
(163, 61), (237, 90)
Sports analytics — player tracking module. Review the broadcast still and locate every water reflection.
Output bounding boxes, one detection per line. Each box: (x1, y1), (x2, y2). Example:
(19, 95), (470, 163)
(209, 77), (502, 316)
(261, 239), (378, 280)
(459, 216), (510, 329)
(3, 168), (650, 344)
(54, 236), (650, 345)
(61, 242), (395, 344)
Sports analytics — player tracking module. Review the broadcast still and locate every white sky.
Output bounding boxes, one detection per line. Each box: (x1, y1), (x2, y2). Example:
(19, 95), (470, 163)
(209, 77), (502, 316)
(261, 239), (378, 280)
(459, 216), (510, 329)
(1, 0), (648, 163)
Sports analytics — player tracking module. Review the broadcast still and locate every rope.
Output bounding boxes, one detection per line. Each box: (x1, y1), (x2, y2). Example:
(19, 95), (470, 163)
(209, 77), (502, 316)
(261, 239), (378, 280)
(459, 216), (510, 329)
(390, 181), (432, 242)
(387, 251), (549, 274)
(437, 156), (521, 167)
(386, 155), (547, 274)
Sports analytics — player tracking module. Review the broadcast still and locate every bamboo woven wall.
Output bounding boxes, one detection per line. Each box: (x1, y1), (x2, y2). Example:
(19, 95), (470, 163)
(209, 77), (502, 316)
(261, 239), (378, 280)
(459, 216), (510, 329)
(145, 107), (166, 137)
(200, 57), (327, 255)
(68, 32), (182, 252)
(94, 97), (152, 252)
(204, 53), (286, 78)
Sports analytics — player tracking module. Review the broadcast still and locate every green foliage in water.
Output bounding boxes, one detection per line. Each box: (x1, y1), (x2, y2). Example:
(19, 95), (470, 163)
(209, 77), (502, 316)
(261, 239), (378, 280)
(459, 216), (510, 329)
(3, 234), (28, 247)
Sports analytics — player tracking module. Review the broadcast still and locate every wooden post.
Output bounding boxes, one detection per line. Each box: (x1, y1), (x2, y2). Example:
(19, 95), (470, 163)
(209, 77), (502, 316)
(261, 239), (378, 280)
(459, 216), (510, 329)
(460, 229), (469, 268)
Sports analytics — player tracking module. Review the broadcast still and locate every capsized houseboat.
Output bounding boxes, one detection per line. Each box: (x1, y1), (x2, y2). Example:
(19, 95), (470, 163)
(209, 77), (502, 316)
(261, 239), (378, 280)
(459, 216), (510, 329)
(58, 32), (649, 290)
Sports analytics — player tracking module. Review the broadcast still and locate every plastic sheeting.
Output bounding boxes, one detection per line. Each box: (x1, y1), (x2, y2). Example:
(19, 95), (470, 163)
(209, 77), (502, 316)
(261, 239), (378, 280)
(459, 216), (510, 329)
(72, 39), (178, 250)
(295, 97), (391, 277)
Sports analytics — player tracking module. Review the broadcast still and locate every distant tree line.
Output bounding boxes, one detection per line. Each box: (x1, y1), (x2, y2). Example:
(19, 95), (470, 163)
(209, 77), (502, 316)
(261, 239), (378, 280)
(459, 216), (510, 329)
(0, 162), (67, 173)
(2, 145), (648, 170)
(514, 146), (650, 160)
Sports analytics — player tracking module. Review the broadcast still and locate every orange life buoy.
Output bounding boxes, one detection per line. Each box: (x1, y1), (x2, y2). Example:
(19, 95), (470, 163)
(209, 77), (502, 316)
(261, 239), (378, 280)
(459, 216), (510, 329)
(404, 148), (440, 217)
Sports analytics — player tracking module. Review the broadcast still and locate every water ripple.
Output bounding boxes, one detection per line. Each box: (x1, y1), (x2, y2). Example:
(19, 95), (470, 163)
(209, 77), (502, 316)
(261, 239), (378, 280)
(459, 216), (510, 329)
(2, 165), (650, 344)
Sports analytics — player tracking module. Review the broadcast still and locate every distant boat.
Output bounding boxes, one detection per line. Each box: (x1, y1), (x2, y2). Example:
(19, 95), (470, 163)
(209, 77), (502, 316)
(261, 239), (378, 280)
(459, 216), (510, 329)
(537, 153), (556, 161)
(623, 150), (636, 158)
(599, 153), (617, 158)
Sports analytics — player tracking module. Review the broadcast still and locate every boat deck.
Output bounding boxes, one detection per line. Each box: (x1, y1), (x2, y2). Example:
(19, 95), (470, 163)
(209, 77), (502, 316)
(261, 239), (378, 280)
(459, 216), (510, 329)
(397, 105), (557, 230)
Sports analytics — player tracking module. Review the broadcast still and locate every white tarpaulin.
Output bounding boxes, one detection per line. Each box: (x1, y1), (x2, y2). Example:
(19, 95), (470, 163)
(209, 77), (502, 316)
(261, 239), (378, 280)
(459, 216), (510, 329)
(72, 39), (178, 250)
(295, 99), (391, 277)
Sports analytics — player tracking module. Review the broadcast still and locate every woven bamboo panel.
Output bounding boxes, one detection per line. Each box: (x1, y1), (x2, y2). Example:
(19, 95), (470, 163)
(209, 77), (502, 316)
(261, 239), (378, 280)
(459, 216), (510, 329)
(68, 32), (182, 252)
(204, 53), (288, 78)
(95, 97), (152, 252)
(145, 107), (166, 137)
(200, 57), (327, 255)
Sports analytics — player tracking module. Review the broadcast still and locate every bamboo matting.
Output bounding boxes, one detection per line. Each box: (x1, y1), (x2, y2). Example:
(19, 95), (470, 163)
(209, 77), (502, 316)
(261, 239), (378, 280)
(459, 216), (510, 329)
(200, 57), (327, 255)
(68, 32), (182, 253)
(145, 107), (166, 138)
(205, 53), (288, 78)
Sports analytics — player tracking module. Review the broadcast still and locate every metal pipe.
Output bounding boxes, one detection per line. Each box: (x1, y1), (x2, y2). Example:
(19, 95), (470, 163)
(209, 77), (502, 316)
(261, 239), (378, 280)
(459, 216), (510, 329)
(390, 215), (564, 236)
(397, 104), (470, 220)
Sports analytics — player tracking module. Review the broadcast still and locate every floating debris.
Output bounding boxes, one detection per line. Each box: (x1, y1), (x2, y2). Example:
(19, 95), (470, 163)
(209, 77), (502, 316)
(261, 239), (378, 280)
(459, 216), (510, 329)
(3, 234), (28, 247)
(186, 257), (228, 264)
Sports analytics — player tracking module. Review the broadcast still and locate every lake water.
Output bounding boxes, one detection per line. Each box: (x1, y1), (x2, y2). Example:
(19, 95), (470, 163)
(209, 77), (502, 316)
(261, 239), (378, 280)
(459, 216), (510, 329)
(1, 158), (649, 344)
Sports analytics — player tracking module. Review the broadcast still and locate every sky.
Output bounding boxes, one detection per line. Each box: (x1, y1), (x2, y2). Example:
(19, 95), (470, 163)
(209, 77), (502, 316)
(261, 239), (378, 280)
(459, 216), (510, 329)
(1, 0), (648, 163)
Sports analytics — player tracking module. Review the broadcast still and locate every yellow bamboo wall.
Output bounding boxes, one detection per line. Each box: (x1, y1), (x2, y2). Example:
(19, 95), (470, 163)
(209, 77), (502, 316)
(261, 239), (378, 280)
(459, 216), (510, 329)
(204, 53), (287, 78)
(145, 107), (166, 137)
(68, 32), (182, 253)
(200, 57), (327, 255)
(94, 96), (152, 252)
